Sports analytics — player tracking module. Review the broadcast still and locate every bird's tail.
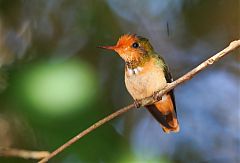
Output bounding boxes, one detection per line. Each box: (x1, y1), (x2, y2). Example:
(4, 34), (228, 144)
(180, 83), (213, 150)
(145, 93), (179, 133)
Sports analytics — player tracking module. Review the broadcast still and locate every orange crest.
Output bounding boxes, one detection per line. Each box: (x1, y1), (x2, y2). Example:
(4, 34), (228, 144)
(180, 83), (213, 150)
(114, 34), (142, 62)
(116, 34), (137, 48)
(99, 34), (147, 63)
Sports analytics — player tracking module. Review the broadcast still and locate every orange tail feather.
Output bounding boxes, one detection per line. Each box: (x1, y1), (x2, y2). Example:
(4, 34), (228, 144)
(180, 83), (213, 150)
(146, 93), (179, 133)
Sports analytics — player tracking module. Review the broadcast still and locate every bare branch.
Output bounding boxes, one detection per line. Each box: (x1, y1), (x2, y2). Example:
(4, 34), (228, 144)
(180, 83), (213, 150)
(39, 40), (240, 163)
(0, 147), (50, 160)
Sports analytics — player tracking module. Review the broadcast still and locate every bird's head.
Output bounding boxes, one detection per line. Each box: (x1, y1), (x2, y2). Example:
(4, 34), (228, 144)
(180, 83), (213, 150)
(99, 34), (154, 63)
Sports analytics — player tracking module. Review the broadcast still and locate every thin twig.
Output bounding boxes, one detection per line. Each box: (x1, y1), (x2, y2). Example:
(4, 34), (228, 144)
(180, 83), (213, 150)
(0, 147), (50, 160)
(39, 40), (240, 163)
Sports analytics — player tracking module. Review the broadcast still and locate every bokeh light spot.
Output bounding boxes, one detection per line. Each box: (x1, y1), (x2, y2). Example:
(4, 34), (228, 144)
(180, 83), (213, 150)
(18, 60), (98, 116)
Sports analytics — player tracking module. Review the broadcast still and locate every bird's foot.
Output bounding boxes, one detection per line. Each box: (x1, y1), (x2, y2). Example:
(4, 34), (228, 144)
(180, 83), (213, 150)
(134, 100), (141, 108)
(153, 91), (162, 101)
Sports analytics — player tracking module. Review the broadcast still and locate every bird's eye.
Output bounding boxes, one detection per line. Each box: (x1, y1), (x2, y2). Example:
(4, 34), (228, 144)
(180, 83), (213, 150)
(132, 42), (139, 48)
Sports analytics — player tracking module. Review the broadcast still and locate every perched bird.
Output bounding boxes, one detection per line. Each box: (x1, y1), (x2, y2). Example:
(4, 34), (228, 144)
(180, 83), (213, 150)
(99, 34), (179, 133)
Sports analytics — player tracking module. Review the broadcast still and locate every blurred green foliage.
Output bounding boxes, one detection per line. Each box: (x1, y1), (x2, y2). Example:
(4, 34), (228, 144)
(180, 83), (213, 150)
(14, 60), (97, 117)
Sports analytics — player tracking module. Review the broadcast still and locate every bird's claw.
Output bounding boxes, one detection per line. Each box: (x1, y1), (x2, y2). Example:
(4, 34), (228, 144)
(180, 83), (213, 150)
(134, 100), (141, 108)
(153, 91), (162, 101)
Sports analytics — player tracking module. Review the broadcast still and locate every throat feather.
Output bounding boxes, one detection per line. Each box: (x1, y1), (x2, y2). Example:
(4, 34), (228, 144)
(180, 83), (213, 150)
(125, 54), (149, 69)
(127, 66), (143, 75)
(125, 52), (150, 75)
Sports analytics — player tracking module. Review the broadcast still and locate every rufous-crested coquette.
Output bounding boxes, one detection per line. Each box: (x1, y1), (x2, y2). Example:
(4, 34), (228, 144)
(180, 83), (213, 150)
(99, 34), (179, 133)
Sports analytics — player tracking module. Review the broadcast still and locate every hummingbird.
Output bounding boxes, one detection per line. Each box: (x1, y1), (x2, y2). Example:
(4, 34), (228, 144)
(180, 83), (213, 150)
(99, 34), (179, 133)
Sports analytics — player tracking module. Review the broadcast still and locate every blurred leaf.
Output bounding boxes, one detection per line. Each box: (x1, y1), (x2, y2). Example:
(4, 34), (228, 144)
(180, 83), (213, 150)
(14, 59), (98, 118)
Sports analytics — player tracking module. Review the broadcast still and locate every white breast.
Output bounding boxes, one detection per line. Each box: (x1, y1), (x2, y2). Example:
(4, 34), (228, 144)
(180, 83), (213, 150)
(125, 66), (167, 100)
(127, 67), (143, 75)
